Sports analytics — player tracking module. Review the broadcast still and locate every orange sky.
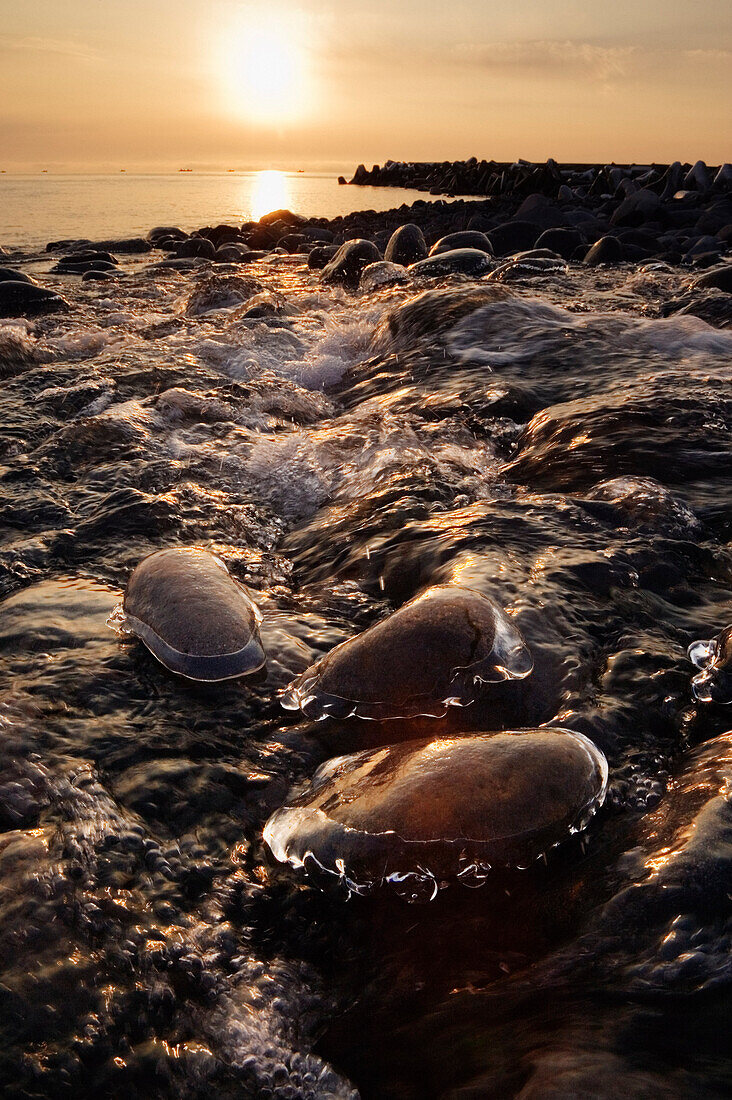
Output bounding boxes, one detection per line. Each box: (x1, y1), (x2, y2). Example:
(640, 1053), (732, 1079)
(0, 0), (730, 171)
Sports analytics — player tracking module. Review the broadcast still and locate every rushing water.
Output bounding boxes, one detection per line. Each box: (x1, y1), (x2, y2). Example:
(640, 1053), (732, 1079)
(1, 244), (732, 1098)
(0, 172), (453, 251)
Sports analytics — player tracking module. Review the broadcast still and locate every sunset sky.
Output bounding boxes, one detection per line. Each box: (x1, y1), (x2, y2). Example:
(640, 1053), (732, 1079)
(1, 0), (729, 172)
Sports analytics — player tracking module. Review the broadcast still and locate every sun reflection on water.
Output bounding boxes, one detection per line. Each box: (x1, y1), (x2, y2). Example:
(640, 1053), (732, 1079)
(251, 170), (291, 221)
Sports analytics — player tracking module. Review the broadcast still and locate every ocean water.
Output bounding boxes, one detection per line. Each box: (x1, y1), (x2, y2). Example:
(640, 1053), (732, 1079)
(0, 171), (446, 251)
(1, 241), (732, 1098)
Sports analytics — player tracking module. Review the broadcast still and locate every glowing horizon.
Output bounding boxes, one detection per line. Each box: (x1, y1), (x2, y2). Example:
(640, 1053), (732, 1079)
(0, 0), (729, 173)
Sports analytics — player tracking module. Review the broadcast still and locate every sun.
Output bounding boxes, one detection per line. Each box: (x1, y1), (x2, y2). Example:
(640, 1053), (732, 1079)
(219, 16), (311, 126)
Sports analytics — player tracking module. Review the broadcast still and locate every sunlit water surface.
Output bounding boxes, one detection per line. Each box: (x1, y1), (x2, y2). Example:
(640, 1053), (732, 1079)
(0, 171), (449, 250)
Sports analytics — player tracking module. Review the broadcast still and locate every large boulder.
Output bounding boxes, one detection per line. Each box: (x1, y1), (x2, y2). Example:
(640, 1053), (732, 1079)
(321, 239), (381, 288)
(308, 244), (340, 270)
(0, 281), (70, 318)
(176, 237), (216, 260)
(428, 231), (493, 257)
(409, 248), (493, 278)
(534, 227), (584, 260)
(384, 224), (428, 265)
(0, 268), (36, 285)
(486, 221), (541, 256)
(584, 236), (624, 265)
(692, 265), (732, 293)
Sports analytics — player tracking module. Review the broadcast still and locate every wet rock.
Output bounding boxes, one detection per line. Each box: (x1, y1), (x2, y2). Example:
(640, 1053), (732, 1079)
(280, 584), (532, 721)
(308, 245), (340, 270)
(89, 237), (152, 253)
(372, 284), (511, 353)
(81, 269), (123, 283)
(264, 728), (608, 900)
(610, 188), (661, 228)
(359, 261), (409, 292)
(176, 237), (217, 260)
(51, 259), (118, 275)
(409, 248), (493, 278)
(428, 231), (493, 257)
(321, 239), (382, 289)
(688, 624), (732, 704)
(0, 267), (35, 285)
(583, 477), (699, 537)
(110, 548), (265, 681)
(258, 209), (306, 228)
(584, 236), (624, 265)
(0, 281), (70, 318)
(184, 274), (261, 316)
(384, 224), (428, 265)
(486, 221), (541, 256)
(534, 227), (584, 260)
(148, 226), (187, 242)
(488, 255), (567, 282)
(692, 264), (732, 293)
(214, 244), (251, 263)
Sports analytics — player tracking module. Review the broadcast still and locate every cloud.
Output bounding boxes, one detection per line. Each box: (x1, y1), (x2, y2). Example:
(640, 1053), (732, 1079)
(0, 35), (100, 64)
(683, 48), (732, 63)
(452, 40), (639, 82)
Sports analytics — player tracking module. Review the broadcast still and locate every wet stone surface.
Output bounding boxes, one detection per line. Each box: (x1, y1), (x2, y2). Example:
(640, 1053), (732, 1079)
(0, 218), (731, 1098)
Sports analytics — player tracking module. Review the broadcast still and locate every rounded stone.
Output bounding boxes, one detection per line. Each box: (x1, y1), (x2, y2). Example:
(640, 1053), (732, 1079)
(584, 236), (624, 265)
(0, 281), (70, 318)
(112, 548), (265, 681)
(428, 231), (493, 257)
(384, 224), (428, 265)
(280, 584), (533, 721)
(264, 728), (608, 899)
(688, 624), (732, 705)
(0, 267), (36, 285)
(321, 239), (382, 288)
(409, 248), (493, 278)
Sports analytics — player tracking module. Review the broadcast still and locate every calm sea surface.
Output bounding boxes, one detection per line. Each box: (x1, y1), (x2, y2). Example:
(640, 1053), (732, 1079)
(0, 171), (444, 250)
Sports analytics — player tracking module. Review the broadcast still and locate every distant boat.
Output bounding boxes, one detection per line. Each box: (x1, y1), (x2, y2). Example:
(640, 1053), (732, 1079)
(42, 169), (48, 173)
(179, 168), (193, 173)
(120, 168), (126, 173)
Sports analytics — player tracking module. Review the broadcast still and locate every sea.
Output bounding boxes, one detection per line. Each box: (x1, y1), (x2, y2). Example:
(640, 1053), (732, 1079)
(0, 171), (445, 251)
(1, 183), (732, 1099)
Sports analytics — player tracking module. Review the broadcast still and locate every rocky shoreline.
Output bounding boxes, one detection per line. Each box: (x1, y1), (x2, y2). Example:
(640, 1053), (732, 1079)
(2, 159), (731, 331)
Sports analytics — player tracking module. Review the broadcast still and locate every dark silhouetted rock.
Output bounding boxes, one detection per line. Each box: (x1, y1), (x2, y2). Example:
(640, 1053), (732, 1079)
(584, 236), (624, 265)
(176, 237), (216, 260)
(308, 244), (340, 270)
(0, 281), (70, 317)
(692, 265), (732, 293)
(535, 228), (584, 260)
(384, 224), (428, 265)
(486, 221), (541, 256)
(410, 248), (493, 278)
(321, 239), (381, 288)
(0, 268), (35, 285)
(429, 231), (493, 257)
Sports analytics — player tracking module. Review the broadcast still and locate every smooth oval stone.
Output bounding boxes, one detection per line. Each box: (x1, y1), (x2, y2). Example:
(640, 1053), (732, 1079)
(688, 624), (732, 704)
(280, 584), (533, 720)
(359, 261), (409, 292)
(488, 255), (567, 282)
(428, 231), (493, 257)
(263, 729), (608, 900)
(0, 267), (36, 285)
(384, 223), (428, 265)
(409, 248), (493, 278)
(321, 239), (382, 288)
(112, 548), (264, 680)
(584, 477), (699, 536)
(0, 281), (70, 318)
